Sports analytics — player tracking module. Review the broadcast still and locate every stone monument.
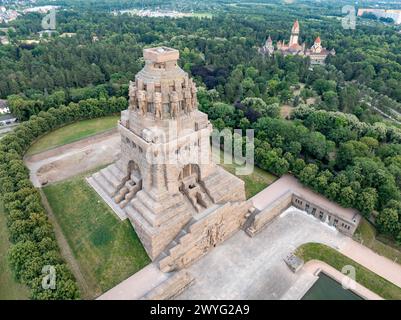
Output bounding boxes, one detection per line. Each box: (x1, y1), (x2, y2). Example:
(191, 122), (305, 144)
(88, 47), (251, 271)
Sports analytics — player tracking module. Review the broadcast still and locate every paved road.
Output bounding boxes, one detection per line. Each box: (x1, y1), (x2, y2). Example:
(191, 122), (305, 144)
(340, 238), (401, 289)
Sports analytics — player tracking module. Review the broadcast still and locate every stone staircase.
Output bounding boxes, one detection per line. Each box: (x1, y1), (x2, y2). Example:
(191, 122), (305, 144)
(90, 162), (144, 210)
(91, 163), (128, 198)
(113, 173), (142, 209)
(202, 167), (245, 203)
(156, 217), (197, 268)
(124, 191), (196, 259)
(155, 200), (252, 272)
(125, 191), (196, 230)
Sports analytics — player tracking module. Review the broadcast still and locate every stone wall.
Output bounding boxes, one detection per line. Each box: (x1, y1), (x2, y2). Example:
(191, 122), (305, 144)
(246, 190), (293, 237)
(247, 188), (360, 237)
(292, 193), (359, 236)
(157, 200), (252, 272)
(141, 270), (194, 300)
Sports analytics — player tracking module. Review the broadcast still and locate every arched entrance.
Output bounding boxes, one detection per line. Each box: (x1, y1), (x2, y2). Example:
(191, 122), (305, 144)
(178, 164), (200, 184)
(113, 160), (142, 208)
(127, 160), (141, 180)
(178, 164), (211, 212)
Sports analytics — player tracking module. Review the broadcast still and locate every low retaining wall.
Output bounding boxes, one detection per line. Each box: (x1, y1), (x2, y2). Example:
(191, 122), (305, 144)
(141, 270), (194, 300)
(246, 190), (293, 237)
(247, 175), (361, 237)
(292, 193), (359, 236)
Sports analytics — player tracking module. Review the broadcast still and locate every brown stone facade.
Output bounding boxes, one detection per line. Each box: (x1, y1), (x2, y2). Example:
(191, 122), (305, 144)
(88, 47), (250, 268)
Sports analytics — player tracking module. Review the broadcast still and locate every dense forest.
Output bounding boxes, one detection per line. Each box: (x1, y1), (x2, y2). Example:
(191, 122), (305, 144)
(1, 0), (401, 104)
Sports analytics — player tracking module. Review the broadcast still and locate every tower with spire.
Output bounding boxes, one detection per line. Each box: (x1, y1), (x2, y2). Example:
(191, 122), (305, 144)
(310, 36), (322, 53)
(259, 35), (275, 56)
(289, 20), (300, 47)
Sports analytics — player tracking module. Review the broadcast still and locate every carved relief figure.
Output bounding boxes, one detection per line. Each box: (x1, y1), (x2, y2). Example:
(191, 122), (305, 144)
(154, 92), (163, 119)
(200, 220), (224, 252)
(170, 91), (179, 118)
(137, 90), (147, 115)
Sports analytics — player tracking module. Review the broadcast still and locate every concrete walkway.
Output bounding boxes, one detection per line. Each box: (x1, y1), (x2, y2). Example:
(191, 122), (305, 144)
(177, 207), (347, 300)
(97, 264), (170, 300)
(340, 238), (401, 289)
(97, 207), (401, 300)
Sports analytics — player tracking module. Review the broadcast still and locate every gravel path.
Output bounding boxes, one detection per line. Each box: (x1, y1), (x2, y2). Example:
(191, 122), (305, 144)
(340, 238), (401, 289)
(25, 130), (120, 187)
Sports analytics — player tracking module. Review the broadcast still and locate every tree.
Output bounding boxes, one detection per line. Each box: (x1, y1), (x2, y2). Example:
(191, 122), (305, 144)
(338, 186), (356, 208)
(322, 91), (339, 111)
(302, 131), (330, 160)
(337, 141), (370, 169)
(377, 208), (399, 236)
(298, 164), (319, 186)
(326, 182), (340, 201)
(355, 188), (378, 217)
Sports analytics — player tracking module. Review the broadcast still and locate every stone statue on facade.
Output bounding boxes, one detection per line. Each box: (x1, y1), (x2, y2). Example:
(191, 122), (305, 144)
(154, 92), (163, 120)
(170, 91), (179, 118)
(137, 90), (147, 115)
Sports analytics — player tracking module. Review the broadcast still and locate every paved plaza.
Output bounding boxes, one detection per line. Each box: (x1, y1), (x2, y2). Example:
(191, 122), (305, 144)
(177, 207), (347, 299)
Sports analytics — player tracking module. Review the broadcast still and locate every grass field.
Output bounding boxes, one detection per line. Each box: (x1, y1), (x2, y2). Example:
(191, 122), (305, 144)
(296, 242), (401, 300)
(43, 174), (150, 297)
(0, 200), (30, 300)
(27, 115), (119, 156)
(218, 151), (277, 198)
(354, 218), (401, 265)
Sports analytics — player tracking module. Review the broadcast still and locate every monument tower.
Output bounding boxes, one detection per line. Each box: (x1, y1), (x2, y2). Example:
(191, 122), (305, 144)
(88, 47), (250, 271)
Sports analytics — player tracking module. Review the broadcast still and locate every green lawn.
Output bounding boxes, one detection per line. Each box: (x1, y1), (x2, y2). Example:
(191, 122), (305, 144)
(0, 200), (30, 300)
(296, 242), (401, 300)
(27, 115), (119, 155)
(218, 151), (277, 198)
(354, 218), (401, 265)
(43, 174), (150, 297)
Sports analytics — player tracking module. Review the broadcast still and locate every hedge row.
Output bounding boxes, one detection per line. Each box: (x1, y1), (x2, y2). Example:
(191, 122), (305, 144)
(0, 96), (127, 299)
